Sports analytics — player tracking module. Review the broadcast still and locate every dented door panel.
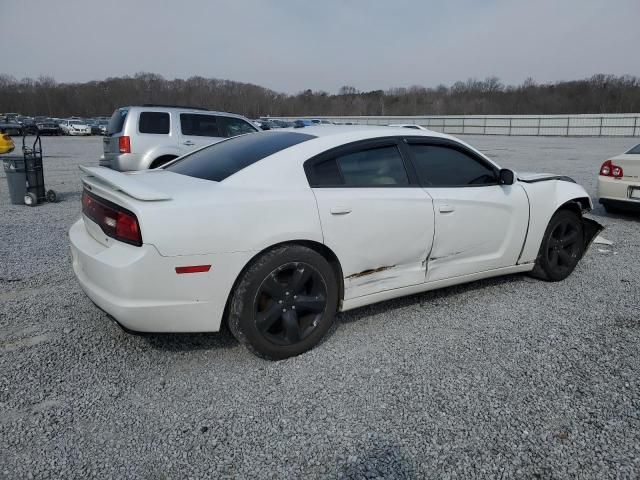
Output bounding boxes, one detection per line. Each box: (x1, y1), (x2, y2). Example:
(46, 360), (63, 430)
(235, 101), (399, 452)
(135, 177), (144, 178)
(425, 184), (529, 281)
(313, 188), (434, 299)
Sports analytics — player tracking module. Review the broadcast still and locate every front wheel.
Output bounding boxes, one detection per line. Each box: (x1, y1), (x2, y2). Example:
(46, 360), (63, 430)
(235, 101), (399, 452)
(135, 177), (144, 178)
(530, 209), (585, 282)
(228, 245), (339, 360)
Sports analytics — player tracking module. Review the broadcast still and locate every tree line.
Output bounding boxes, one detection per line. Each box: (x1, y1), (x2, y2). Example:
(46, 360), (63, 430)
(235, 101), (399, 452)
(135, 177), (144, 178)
(1, 72), (639, 119)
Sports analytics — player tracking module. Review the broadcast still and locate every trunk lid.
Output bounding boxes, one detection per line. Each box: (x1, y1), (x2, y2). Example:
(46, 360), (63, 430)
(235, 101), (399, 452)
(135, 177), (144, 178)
(80, 166), (218, 246)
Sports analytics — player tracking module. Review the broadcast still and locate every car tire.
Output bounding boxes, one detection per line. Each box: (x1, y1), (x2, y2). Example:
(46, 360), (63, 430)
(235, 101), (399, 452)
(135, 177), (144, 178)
(530, 209), (585, 282)
(602, 202), (620, 214)
(228, 245), (339, 360)
(150, 156), (177, 169)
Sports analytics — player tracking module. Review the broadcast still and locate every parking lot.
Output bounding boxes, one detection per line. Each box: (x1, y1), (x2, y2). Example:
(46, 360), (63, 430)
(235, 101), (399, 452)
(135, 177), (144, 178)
(1, 135), (639, 478)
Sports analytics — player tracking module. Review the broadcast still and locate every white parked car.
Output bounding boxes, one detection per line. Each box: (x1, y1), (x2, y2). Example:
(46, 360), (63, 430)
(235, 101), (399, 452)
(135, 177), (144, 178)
(70, 126), (602, 359)
(60, 120), (91, 136)
(388, 124), (428, 130)
(598, 143), (640, 213)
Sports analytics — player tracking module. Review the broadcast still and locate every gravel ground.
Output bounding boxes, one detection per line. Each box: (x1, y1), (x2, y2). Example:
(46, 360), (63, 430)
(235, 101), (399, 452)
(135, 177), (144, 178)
(0, 135), (639, 479)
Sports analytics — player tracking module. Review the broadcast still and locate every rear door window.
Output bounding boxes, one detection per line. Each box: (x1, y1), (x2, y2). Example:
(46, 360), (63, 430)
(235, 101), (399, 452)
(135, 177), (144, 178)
(165, 131), (315, 182)
(218, 116), (258, 138)
(306, 144), (409, 187)
(180, 113), (220, 137)
(138, 112), (170, 134)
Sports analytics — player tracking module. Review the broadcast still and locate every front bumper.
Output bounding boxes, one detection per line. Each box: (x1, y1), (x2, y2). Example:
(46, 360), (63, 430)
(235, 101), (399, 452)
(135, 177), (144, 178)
(69, 218), (230, 333)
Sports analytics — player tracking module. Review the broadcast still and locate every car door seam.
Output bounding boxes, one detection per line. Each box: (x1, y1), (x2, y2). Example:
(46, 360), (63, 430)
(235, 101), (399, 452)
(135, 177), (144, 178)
(515, 183), (532, 264)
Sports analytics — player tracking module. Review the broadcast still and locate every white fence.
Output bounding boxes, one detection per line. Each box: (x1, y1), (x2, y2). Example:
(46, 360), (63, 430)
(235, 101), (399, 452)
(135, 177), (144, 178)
(276, 114), (640, 137)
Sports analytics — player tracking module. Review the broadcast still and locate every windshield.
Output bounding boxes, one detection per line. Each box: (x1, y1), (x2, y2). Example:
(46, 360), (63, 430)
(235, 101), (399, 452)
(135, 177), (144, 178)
(70, 120), (83, 125)
(165, 131), (315, 182)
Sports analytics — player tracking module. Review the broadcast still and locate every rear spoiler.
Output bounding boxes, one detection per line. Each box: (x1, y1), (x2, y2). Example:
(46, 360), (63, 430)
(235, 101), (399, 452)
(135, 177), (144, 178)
(79, 166), (171, 201)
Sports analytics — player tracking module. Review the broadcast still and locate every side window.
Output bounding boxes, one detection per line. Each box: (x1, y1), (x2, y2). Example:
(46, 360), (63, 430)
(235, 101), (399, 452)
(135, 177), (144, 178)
(180, 114), (220, 137)
(308, 158), (343, 186)
(219, 117), (258, 138)
(408, 144), (497, 186)
(308, 145), (409, 187)
(138, 112), (170, 134)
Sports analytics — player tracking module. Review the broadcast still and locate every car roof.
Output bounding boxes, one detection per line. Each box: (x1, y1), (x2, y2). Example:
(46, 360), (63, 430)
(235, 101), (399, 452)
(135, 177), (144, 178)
(222, 125), (486, 189)
(122, 105), (250, 119)
(280, 124), (449, 140)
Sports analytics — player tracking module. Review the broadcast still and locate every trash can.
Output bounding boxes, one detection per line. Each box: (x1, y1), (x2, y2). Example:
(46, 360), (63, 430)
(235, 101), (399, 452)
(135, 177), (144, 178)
(3, 155), (27, 205)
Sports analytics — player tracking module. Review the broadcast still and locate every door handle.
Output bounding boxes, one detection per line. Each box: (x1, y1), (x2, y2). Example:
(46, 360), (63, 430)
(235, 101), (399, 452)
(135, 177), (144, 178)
(183, 141), (195, 146)
(330, 206), (352, 215)
(439, 204), (455, 213)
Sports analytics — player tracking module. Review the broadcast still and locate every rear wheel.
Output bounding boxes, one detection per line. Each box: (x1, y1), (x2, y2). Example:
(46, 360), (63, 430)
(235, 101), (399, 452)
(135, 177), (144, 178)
(149, 156), (177, 169)
(531, 209), (584, 282)
(228, 245), (339, 360)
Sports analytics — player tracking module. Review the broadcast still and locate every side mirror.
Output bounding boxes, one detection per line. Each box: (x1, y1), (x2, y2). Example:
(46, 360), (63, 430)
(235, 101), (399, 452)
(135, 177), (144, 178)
(499, 169), (515, 185)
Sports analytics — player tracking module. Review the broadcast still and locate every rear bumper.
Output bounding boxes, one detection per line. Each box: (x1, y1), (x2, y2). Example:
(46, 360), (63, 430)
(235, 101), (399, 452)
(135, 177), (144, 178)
(69, 218), (242, 333)
(599, 197), (640, 212)
(598, 175), (640, 207)
(100, 153), (143, 171)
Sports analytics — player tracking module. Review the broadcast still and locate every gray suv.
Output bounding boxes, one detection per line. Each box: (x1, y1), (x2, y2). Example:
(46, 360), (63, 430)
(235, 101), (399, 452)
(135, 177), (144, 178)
(100, 105), (259, 171)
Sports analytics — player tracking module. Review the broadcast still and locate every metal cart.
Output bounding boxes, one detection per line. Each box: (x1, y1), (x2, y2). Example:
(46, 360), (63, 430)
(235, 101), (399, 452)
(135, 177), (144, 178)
(21, 126), (57, 206)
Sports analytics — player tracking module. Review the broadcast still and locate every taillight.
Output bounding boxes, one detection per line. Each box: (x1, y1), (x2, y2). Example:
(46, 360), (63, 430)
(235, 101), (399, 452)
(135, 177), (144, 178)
(82, 189), (142, 246)
(118, 135), (131, 154)
(599, 160), (623, 178)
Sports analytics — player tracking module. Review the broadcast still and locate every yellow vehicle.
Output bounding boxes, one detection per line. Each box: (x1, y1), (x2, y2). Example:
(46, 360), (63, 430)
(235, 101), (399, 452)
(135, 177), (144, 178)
(0, 132), (15, 154)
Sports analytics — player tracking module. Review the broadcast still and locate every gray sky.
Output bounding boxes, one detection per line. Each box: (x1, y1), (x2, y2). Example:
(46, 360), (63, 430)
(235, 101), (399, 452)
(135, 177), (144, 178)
(2, 0), (639, 94)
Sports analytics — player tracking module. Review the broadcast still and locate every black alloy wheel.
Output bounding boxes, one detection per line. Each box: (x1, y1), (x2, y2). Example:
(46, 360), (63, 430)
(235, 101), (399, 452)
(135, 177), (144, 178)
(531, 209), (585, 282)
(545, 219), (581, 276)
(228, 245), (339, 360)
(254, 262), (327, 346)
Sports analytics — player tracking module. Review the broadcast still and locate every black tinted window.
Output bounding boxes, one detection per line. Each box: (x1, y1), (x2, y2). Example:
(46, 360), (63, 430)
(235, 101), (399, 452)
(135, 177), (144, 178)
(138, 112), (170, 134)
(180, 114), (219, 137)
(309, 158), (342, 186)
(219, 117), (258, 137)
(337, 146), (408, 186)
(107, 108), (128, 135)
(165, 131), (315, 182)
(409, 144), (496, 186)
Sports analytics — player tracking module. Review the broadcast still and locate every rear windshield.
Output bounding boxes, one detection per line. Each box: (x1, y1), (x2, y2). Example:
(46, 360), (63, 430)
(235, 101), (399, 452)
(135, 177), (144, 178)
(626, 144), (640, 154)
(108, 108), (128, 135)
(165, 131), (315, 182)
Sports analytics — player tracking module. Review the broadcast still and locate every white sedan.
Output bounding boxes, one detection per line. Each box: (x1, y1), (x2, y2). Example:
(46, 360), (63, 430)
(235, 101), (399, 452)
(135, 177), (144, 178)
(70, 126), (602, 359)
(60, 120), (91, 136)
(598, 143), (640, 213)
